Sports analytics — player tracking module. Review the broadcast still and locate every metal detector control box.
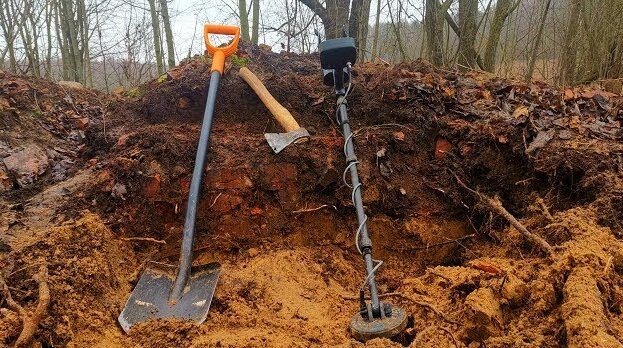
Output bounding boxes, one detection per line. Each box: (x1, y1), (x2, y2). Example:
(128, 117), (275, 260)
(320, 38), (357, 87)
(320, 37), (357, 69)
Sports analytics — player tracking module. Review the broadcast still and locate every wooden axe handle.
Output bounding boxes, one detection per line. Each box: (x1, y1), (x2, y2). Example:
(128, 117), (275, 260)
(239, 67), (300, 132)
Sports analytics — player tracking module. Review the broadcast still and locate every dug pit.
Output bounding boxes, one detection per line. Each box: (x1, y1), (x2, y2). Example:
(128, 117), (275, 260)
(2, 46), (623, 347)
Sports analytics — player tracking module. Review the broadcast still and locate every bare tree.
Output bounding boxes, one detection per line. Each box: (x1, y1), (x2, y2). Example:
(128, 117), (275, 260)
(457, 0), (478, 69)
(525, 0), (551, 81)
(424, 0), (446, 66)
(238, 0), (251, 41)
(558, 0), (581, 84)
(251, 0), (260, 44)
(147, 0), (164, 75)
(160, 0), (175, 68)
(482, 0), (521, 72)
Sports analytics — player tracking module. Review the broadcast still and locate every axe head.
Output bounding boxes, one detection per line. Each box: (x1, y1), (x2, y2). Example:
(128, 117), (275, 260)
(264, 127), (310, 154)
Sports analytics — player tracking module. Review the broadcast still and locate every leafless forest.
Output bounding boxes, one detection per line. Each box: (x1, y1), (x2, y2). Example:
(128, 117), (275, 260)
(1, 0), (622, 91)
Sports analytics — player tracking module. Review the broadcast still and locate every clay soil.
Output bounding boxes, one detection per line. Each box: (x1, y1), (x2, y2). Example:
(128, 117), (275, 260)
(2, 45), (623, 347)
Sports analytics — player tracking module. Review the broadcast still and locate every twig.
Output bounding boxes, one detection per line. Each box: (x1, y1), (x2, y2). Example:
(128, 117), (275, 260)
(536, 198), (554, 222)
(438, 327), (460, 348)
(208, 192), (223, 209)
(452, 172), (554, 257)
(604, 256), (613, 276)
(1, 264), (50, 348)
(292, 204), (331, 214)
(120, 237), (166, 244)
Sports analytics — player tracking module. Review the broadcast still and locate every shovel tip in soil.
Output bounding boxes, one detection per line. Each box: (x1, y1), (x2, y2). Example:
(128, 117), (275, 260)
(118, 262), (220, 333)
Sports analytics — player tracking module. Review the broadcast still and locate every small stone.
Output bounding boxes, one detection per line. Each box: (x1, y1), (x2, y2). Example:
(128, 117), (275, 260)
(464, 287), (503, 341)
(435, 136), (452, 159)
(116, 133), (136, 147)
(111, 183), (127, 200)
(177, 97), (192, 109)
(393, 131), (405, 141)
(144, 174), (161, 198)
(376, 148), (387, 158)
(3, 144), (49, 187)
(73, 117), (89, 129)
(501, 274), (529, 306)
(248, 248), (260, 257)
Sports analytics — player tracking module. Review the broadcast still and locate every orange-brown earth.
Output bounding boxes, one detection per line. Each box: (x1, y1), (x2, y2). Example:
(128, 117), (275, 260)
(2, 46), (623, 347)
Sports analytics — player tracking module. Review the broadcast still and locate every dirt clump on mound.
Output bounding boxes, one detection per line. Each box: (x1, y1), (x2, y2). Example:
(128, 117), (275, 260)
(2, 46), (623, 347)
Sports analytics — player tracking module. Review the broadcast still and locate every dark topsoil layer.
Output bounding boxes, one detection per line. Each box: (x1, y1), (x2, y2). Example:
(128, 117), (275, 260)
(2, 44), (623, 347)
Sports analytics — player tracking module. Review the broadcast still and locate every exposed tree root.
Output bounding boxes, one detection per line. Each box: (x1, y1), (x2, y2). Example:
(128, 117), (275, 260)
(1, 264), (50, 348)
(562, 267), (622, 347)
(452, 173), (554, 257)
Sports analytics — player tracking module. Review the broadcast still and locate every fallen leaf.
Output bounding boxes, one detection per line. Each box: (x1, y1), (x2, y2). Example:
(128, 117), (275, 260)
(526, 129), (555, 154)
(563, 88), (575, 101)
(512, 106), (529, 119)
(470, 260), (502, 274)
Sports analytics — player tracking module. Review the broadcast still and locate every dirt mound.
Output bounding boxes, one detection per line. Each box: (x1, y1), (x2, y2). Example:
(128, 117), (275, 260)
(1, 213), (136, 346)
(2, 47), (623, 347)
(0, 70), (104, 199)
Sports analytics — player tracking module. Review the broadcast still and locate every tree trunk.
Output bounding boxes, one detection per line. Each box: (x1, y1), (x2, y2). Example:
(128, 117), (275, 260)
(251, 0), (260, 44)
(54, 0), (69, 80)
(78, 0), (92, 87)
(45, 0), (53, 78)
(482, 0), (520, 72)
(525, 0), (551, 82)
(387, 0), (406, 61)
(238, 0), (251, 41)
(147, 0), (164, 75)
(458, 0), (479, 69)
(299, 0), (348, 40)
(371, 0), (381, 60)
(61, 0), (83, 82)
(425, 0), (444, 66)
(558, 0), (581, 85)
(160, 0), (175, 68)
(358, 0), (373, 60)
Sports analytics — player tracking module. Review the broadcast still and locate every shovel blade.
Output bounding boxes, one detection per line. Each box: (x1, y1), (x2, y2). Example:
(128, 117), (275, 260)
(118, 261), (220, 332)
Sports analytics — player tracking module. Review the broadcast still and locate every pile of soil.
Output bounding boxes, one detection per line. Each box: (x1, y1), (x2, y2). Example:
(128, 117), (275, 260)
(2, 45), (623, 347)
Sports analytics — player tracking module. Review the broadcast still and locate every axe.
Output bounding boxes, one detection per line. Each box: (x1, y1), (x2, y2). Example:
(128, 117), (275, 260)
(239, 67), (309, 154)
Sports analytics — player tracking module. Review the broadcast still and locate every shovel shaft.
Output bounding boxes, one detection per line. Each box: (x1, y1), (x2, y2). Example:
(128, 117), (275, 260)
(170, 71), (221, 302)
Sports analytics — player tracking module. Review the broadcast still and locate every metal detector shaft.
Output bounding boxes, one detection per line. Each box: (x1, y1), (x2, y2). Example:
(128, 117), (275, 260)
(336, 100), (381, 313)
(170, 70), (221, 302)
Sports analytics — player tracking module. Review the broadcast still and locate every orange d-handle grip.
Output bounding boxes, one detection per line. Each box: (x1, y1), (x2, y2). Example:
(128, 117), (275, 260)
(204, 24), (240, 74)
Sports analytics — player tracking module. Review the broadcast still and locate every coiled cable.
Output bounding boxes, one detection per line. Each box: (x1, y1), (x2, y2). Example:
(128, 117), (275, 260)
(336, 63), (383, 291)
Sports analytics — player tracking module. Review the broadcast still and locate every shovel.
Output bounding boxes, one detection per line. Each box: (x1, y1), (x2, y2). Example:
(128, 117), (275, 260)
(118, 24), (240, 333)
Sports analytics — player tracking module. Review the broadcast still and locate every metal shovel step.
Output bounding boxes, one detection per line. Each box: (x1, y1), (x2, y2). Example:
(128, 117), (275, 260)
(118, 261), (220, 332)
